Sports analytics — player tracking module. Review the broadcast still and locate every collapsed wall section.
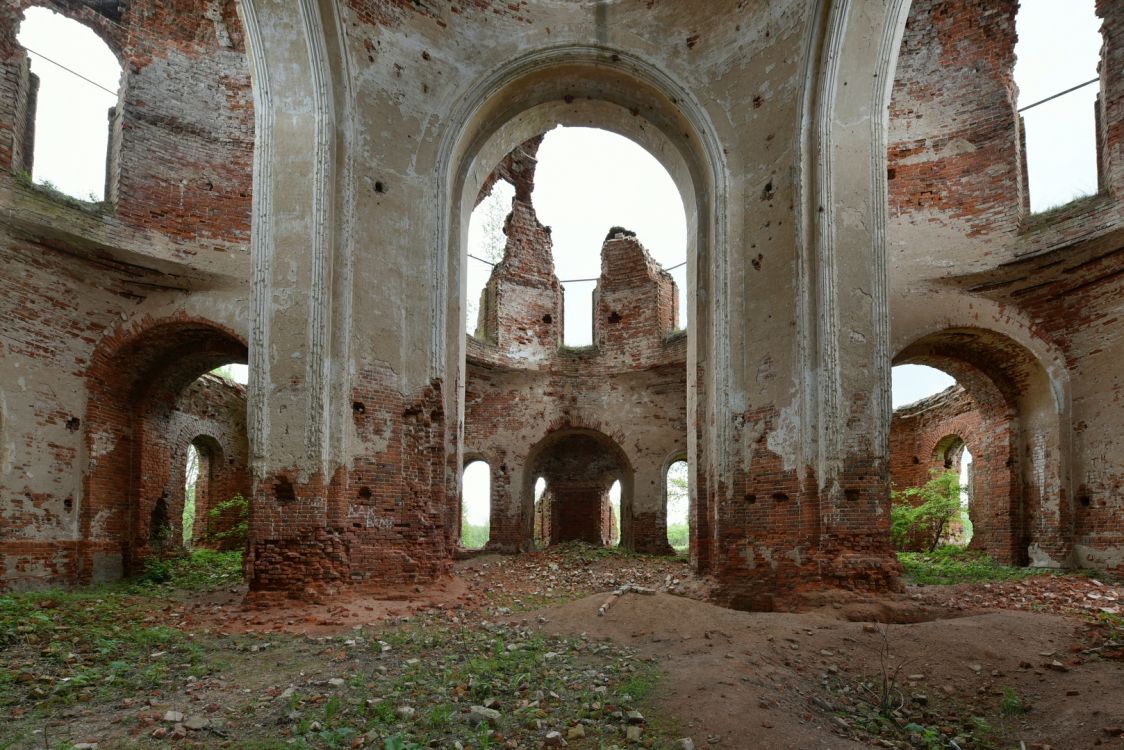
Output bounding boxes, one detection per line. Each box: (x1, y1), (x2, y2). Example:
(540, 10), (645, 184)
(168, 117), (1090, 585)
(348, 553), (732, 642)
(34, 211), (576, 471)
(464, 171), (686, 555)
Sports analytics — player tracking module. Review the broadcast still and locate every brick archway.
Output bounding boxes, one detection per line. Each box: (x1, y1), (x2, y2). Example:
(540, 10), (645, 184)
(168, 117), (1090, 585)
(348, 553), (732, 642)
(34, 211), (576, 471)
(80, 316), (247, 581)
(523, 428), (633, 549)
(893, 326), (1067, 566)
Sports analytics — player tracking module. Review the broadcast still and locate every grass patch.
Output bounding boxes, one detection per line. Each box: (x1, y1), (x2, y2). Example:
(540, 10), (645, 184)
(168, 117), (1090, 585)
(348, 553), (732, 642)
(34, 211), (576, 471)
(898, 546), (1068, 585)
(131, 548), (244, 592)
(999, 687), (1029, 716)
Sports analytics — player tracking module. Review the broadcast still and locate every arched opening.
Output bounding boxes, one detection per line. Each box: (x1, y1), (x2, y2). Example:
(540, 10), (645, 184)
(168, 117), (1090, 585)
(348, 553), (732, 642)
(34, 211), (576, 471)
(532, 477), (548, 547)
(183, 443), (202, 546)
(466, 126), (688, 345)
(14, 6), (122, 202)
(523, 428), (633, 549)
(606, 480), (621, 547)
(445, 50), (720, 570)
(82, 319), (249, 581)
(1014, 0), (1103, 212)
(890, 329), (1067, 566)
(461, 459), (491, 549)
(665, 459), (689, 554)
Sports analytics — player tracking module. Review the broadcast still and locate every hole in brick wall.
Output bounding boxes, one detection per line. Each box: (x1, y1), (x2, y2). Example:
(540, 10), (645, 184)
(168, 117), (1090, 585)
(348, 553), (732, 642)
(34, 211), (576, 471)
(608, 311), (622, 324)
(374, 180), (386, 193)
(745, 493), (757, 504)
(357, 486), (372, 501)
(275, 478), (296, 503)
(844, 488), (860, 502)
(1015, 0), (1102, 213)
(462, 460), (490, 549)
(65, 416), (80, 431)
(533, 477), (548, 547)
(1079, 495), (1091, 507)
(149, 493), (171, 545)
(63, 496), (73, 512)
(912, 456), (920, 464)
(771, 492), (789, 502)
(542, 314), (552, 324)
(887, 167), (896, 180)
(352, 401), (366, 414)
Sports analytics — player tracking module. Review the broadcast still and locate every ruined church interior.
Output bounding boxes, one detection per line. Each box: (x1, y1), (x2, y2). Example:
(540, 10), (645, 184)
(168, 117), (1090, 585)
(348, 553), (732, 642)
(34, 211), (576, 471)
(2, 1), (1123, 748)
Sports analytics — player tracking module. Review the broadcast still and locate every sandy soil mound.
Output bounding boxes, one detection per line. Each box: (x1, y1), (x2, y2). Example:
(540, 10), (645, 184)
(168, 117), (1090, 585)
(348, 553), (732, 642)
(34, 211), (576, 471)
(532, 592), (1124, 750)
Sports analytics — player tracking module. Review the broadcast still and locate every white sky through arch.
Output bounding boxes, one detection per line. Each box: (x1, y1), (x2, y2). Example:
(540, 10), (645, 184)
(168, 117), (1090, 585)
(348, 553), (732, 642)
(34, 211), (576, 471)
(17, 6), (119, 201)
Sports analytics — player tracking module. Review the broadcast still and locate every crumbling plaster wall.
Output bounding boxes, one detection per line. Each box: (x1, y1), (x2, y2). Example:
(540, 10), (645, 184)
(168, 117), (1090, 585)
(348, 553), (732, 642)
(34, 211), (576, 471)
(887, 0), (1124, 572)
(242, 0), (907, 604)
(0, 0), (253, 590)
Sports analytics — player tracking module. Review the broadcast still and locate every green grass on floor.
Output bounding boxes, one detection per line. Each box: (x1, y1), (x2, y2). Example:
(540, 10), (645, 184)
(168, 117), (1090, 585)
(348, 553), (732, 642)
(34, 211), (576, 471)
(898, 546), (1070, 586)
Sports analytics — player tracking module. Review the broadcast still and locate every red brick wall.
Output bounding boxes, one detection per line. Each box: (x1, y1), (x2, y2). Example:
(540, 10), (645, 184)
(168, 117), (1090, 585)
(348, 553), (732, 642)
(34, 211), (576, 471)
(0, 1), (253, 591)
(889, 384), (1020, 562)
(888, 0), (1022, 233)
(0, 0), (253, 242)
(465, 189), (686, 556)
(167, 374), (250, 550)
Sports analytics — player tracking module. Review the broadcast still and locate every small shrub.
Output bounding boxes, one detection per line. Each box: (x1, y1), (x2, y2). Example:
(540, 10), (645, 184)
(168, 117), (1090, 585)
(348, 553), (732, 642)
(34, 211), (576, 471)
(140, 556), (174, 584)
(891, 469), (962, 552)
(206, 493), (249, 546)
(1000, 687), (1029, 716)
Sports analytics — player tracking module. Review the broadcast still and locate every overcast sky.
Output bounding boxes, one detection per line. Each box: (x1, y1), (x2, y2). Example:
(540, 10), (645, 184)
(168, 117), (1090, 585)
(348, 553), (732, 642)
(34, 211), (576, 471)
(20, 3), (1101, 535)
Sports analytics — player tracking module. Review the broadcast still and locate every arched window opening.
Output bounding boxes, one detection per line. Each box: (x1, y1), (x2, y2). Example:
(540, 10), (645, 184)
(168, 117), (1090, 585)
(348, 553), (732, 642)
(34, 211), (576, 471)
(533, 477), (548, 548)
(890, 365), (978, 554)
(461, 460), (491, 549)
(15, 7), (121, 202)
(1014, 0), (1103, 213)
(666, 459), (689, 553)
(465, 126), (688, 345)
(606, 479), (621, 548)
(173, 367), (249, 553)
(183, 443), (201, 546)
(959, 445), (974, 545)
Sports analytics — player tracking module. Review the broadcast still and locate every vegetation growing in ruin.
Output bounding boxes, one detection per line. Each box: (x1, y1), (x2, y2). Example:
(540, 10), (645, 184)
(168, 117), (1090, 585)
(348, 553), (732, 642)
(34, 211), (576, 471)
(15, 169), (108, 213)
(890, 469), (964, 552)
(1, 548), (683, 749)
(205, 494), (250, 546)
(666, 462), (689, 552)
(898, 546), (1065, 586)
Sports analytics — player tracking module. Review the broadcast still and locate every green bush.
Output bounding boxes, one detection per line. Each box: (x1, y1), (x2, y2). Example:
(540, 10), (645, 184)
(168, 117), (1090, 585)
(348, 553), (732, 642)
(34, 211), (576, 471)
(891, 469), (962, 552)
(205, 494), (249, 546)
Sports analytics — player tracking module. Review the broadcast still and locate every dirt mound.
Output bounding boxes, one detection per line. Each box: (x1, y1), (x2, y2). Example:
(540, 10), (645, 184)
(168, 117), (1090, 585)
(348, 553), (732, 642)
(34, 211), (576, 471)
(530, 592), (1124, 750)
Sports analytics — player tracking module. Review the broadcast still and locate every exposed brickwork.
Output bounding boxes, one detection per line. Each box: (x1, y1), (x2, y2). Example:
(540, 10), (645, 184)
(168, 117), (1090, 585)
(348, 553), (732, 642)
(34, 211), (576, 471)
(888, 0), (1022, 234)
(167, 374), (250, 550)
(246, 373), (454, 597)
(889, 384), (1020, 562)
(0, 0), (253, 244)
(888, 0), (1124, 574)
(465, 162), (685, 556)
(5, 0), (1124, 599)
